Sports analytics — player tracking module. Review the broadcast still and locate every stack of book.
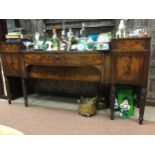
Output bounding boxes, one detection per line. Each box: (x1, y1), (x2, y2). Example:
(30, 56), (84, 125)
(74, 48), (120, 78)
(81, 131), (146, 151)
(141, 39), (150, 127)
(6, 32), (32, 42)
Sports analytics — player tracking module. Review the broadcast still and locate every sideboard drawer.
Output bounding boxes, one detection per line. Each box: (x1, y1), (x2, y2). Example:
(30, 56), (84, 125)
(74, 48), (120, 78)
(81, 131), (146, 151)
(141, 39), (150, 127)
(1, 43), (22, 52)
(111, 38), (151, 52)
(1, 54), (21, 77)
(24, 52), (102, 67)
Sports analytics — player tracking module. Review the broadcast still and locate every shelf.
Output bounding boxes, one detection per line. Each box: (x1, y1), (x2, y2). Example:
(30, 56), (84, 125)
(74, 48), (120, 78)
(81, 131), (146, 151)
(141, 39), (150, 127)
(44, 19), (115, 30)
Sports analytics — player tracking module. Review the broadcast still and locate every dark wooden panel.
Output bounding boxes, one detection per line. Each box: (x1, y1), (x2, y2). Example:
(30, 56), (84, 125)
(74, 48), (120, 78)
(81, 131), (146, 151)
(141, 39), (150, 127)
(1, 42), (22, 53)
(111, 38), (151, 52)
(114, 54), (144, 84)
(103, 54), (111, 83)
(33, 79), (100, 97)
(1, 53), (22, 77)
(24, 52), (102, 67)
(111, 38), (150, 86)
(27, 66), (101, 82)
(23, 52), (102, 81)
(0, 20), (7, 42)
(8, 77), (23, 99)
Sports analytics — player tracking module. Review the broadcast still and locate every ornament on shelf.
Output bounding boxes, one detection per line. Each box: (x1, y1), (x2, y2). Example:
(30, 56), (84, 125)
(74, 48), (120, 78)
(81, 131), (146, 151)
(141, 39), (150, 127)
(45, 41), (53, 51)
(51, 29), (59, 51)
(34, 32), (40, 50)
(116, 19), (127, 38)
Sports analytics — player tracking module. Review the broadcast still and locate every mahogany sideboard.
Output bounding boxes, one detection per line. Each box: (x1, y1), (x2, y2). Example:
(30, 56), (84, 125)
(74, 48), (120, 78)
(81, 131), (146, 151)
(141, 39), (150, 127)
(0, 37), (151, 124)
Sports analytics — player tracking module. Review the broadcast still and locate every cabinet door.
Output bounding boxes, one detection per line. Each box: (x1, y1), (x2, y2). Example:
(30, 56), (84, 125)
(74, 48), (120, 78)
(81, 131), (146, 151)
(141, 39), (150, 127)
(114, 54), (144, 84)
(2, 54), (21, 77)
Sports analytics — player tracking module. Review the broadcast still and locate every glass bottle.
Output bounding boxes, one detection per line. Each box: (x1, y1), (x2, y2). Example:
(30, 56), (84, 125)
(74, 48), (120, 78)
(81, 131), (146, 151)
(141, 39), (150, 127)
(67, 28), (72, 51)
(60, 29), (67, 51)
(51, 28), (59, 51)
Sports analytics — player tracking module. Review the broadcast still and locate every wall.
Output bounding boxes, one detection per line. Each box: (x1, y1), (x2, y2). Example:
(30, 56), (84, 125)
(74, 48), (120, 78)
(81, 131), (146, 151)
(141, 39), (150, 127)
(19, 19), (45, 40)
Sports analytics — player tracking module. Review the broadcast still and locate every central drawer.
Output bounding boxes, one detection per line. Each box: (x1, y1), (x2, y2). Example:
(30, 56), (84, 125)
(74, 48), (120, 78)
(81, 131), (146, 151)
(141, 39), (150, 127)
(24, 52), (102, 67)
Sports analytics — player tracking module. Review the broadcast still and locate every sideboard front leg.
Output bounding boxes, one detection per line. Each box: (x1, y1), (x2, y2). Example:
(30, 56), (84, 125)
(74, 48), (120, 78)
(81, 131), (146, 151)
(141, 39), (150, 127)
(21, 78), (28, 107)
(5, 76), (11, 104)
(139, 87), (147, 125)
(110, 85), (115, 120)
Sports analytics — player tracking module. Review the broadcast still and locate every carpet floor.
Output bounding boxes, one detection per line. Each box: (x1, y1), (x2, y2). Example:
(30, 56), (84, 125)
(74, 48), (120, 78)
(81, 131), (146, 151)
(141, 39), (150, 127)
(0, 99), (155, 135)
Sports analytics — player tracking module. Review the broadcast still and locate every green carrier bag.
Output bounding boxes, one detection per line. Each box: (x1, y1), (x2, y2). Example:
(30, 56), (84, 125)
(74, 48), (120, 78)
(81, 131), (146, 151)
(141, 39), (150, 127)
(117, 88), (134, 118)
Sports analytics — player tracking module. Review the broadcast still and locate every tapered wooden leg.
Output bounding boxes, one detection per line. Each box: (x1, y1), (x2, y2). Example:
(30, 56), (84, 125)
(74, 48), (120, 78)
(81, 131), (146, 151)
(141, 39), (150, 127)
(110, 85), (115, 120)
(21, 78), (28, 107)
(5, 76), (11, 104)
(139, 87), (146, 125)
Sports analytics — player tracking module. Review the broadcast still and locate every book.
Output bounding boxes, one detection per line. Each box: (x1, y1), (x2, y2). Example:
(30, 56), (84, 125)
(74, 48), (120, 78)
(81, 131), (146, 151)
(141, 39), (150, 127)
(6, 34), (32, 39)
(6, 38), (32, 42)
(7, 32), (21, 35)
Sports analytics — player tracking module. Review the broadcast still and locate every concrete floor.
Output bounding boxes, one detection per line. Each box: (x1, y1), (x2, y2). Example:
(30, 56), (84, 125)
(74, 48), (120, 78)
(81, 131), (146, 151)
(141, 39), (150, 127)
(6, 93), (155, 122)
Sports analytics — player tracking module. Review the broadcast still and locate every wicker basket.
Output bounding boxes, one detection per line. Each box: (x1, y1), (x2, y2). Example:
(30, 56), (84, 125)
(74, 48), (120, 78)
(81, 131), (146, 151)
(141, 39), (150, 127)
(78, 97), (97, 117)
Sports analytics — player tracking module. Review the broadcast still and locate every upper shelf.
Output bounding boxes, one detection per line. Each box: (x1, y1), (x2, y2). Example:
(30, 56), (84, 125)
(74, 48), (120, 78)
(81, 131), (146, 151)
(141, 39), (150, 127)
(44, 19), (115, 30)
